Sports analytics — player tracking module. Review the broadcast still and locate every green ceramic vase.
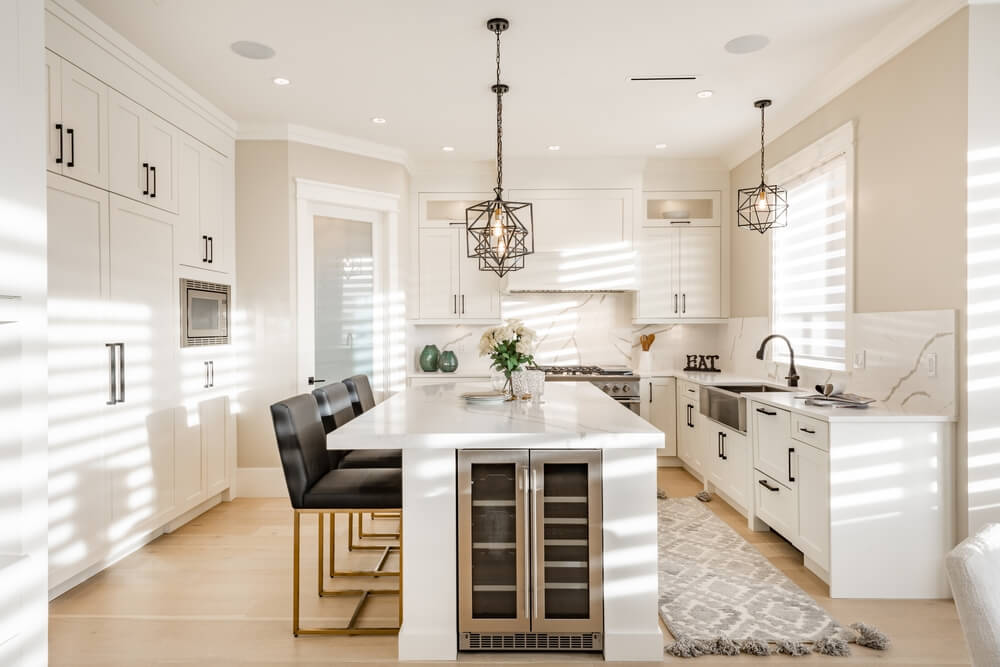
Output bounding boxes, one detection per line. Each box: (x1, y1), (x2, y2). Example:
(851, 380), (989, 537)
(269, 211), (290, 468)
(438, 350), (459, 373)
(419, 344), (440, 372)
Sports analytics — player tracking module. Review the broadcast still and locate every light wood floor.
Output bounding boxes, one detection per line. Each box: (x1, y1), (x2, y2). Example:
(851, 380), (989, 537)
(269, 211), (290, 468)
(49, 467), (970, 666)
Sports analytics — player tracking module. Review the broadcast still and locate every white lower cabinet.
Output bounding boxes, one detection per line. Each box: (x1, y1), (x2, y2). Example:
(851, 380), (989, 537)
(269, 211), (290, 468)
(794, 442), (830, 570)
(753, 469), (798, 539)
(676, 385), (704, 475)
(706, 423), (749, 511)
(640, 377), (676, 456)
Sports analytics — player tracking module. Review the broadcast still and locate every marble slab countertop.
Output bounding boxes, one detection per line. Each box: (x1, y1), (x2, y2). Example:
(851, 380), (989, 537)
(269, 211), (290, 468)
(328, 381), (664, 450)
(638, 370), (955, 423)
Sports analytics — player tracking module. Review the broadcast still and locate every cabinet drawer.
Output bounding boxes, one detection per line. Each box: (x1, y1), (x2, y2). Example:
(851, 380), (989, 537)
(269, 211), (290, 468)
(677, 380), (700, 404)
(751, 402), (795, 485)
(792, 414), (828, 451)
(754, 470), (798, 540)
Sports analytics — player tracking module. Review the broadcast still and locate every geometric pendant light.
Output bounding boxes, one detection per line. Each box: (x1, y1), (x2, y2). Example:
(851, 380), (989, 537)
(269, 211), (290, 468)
(737, 99), (788, 234)
(465, 18), (534, 277)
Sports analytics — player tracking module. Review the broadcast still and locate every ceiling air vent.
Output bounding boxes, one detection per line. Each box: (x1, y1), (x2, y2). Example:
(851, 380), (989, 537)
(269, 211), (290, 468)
(627, 74), (697, 82)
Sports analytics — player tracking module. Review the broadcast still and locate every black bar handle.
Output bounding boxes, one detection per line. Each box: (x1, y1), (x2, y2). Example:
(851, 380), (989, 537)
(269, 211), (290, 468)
(106, 343), (116, 405)
(717, 432), (722, 459)
(116, 342), (125, 403)
(758, 479), (780, 492)
(673, 294), (678, 314)
(56, 123), (64, 164)
(150, 165), (156, 198)
(453, 294), (457, 314)
(648, 382), (653, 404)
(204, 361), (211, 389)
(800, 427), (816, 435)
(788, 447), (795, 483)
(682, 293), (686, 314)
(202, 235), (208, 262)
(143, 163), (149, 195)
(669, 220), (691, 225)
(461, 294), (465, 314)
(67, 128), (75, 167)
(210, 360), (214, 387)
(307, 376), (326, 385)
(756, 407), (777, 416)
(721, 432), (727, 460)
(208, 236), (213, 263)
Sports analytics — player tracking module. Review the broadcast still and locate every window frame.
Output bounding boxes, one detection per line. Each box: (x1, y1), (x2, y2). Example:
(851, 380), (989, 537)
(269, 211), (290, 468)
(766, 121), (856, 372)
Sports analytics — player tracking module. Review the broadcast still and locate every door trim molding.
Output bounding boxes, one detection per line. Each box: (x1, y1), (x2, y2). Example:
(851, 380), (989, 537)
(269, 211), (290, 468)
(293, 178), (403, 396)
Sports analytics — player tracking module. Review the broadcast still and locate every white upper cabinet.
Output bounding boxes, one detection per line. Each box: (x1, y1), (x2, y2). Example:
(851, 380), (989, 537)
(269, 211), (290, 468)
(635, 226), (720, 321)
(109, 90), (179, 214)
(644, 191), (720, 227)
(416, 193), (500, 322)
(507, 188), (632, 252)
(46, 52), (110, 189)
(678, 227), (721, 318)
(176, 135), (231, 273)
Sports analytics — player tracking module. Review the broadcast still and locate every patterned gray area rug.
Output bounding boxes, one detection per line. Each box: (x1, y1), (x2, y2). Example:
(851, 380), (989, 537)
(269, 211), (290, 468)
(657, 497), (888, 657)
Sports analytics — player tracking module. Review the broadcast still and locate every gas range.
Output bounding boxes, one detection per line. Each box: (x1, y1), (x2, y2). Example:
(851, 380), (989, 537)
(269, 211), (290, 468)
(531, 365), (640, 410)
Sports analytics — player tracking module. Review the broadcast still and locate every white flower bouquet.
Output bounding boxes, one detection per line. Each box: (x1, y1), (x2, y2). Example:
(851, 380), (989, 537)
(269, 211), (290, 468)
(479, 319), (537, 393)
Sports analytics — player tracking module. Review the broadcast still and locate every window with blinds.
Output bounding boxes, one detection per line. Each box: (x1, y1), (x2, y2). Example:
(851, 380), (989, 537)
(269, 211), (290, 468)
(770, 154), (849, 371)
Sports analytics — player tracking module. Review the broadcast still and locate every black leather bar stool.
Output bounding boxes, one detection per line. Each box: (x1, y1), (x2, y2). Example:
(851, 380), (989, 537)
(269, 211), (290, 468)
(270, 394), (401, 636)
(312, 382), (401, 553)
(341, 376), (403, 541)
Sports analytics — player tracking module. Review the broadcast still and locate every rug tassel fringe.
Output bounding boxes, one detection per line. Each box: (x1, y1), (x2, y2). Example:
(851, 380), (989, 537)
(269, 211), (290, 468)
(775, 639), (811, 656)
(813, 635), (851, 656)
(739, 638), (771, 656)
(850, 622), (891, 650)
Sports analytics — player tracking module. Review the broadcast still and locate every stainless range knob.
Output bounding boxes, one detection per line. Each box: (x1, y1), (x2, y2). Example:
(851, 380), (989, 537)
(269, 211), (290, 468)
(612, 385), (620, 393)
(602, 384), (611, 393)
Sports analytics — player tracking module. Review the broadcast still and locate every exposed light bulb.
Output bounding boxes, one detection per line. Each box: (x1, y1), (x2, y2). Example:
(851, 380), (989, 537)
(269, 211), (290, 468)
(496, 238), (507, 257)
(491, 207), (504, 236)
(756, 190), (769, 211)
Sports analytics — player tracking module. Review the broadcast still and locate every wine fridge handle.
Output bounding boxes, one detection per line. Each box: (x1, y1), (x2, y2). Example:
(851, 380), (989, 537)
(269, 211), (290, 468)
(523, 466), (530, 622)
(531, 468), (539, 621)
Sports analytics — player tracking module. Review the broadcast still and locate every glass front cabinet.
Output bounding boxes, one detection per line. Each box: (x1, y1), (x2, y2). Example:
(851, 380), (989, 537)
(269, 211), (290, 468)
(458, 450), (603, 651)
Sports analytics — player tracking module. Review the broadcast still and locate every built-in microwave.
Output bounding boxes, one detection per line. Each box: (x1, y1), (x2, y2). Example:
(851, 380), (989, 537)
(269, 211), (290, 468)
(180, 279), (230, 346)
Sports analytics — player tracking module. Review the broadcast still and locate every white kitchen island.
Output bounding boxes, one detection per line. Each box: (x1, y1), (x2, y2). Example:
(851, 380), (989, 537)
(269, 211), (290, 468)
(326, 381), (665, 661)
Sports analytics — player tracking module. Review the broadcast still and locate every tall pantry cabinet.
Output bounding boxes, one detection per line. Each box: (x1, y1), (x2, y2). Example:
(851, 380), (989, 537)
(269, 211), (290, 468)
(45, 6), (237, 595)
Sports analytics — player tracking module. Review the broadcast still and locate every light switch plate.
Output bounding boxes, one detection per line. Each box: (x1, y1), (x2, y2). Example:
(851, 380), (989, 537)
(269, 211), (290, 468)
(853, 350), (866, 369)
(927, 352), (938, 377)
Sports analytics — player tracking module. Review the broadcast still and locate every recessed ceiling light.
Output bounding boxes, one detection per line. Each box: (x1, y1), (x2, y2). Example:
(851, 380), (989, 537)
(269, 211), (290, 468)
(272, 77), (290, 86)
(697, 89), (713, 99)
(724, 34), (770, 55)
(655, 143), (667, 149)
(441, 146), (455, 152)
(548, 145), (561, 151)
(230, 40), (276, 60)
(371, 117), (387, 124)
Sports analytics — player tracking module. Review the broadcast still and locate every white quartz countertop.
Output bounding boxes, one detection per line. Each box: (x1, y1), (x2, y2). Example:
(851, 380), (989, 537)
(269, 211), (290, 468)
(639, 370), (955, 423)
(327, 381), (664, 450)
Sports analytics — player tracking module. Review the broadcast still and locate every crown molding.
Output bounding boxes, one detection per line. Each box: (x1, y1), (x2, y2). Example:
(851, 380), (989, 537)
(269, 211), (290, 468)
(722, 0), (968, 169)
(238, 122), (411, 169)
(46, 0), (237, 137)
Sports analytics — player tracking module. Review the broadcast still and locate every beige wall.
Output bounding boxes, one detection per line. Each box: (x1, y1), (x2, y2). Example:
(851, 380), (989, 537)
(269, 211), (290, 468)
(730, 9), (968, 318)
(235, 140), (408, 469)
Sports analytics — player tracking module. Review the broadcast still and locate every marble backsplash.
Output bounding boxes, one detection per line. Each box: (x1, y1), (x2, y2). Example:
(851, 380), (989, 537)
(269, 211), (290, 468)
(723, 310), (957, 415)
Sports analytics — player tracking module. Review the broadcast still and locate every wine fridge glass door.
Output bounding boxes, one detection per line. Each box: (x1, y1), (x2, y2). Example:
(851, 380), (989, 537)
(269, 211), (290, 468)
(458, 450), (530, 633)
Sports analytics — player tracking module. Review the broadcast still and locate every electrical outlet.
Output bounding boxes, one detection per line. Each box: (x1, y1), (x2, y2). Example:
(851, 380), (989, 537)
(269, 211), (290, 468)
(927, 352), (938, 377)
(853, 350), (866, 369)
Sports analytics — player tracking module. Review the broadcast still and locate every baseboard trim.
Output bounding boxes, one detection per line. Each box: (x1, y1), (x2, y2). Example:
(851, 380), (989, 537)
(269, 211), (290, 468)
(236, 467), (287, 497)
(656, 455), (683, 467)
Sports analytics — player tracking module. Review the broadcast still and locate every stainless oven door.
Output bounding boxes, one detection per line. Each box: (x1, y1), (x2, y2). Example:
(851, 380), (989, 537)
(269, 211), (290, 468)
(186, 288), (228, 338)
(615, 396), (641, 415)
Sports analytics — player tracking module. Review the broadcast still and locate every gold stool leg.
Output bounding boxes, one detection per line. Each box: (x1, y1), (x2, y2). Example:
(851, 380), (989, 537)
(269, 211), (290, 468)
(359, 512), (401, 540)
(293, 509), (401, 636)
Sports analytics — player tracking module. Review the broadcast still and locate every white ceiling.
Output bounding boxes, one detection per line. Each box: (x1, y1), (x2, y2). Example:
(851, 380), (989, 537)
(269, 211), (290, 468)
(78, 0), (922, 163)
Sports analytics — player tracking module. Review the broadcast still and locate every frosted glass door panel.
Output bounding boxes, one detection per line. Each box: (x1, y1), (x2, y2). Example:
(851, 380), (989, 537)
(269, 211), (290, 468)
(314, 216), (374, 385)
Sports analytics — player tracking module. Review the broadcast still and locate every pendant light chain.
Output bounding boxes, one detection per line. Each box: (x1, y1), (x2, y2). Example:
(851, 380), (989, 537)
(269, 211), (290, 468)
(495, 26), (503, 193)
(759, 105), (766, 183)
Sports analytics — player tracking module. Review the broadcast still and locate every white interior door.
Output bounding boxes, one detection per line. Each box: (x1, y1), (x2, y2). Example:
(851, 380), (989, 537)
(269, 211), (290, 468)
(106, 196), (177, 538)
(45, 175), (112, 585)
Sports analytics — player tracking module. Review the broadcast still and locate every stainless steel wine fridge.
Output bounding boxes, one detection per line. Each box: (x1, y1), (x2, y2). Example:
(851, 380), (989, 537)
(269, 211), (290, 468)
(457, 450), (603, 651)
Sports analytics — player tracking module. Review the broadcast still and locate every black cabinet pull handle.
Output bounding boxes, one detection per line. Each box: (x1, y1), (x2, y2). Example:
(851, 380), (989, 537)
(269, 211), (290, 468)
(682, 293), (686, 314)
(800, 427), (816, 435)
(202, 235), (208, 262)
(673, 294), (678, 313)
(461, 294), (465, 314)
(717, 432), (722, 459)
(204, 361), (211, 389)
(669, 220), (691, 224)
(649, 382), (653, 404)
(106, 343), (116, 405)
(67, 128), (75, 167)
(143, 163), (149, 195)
(210, 361), (214, 387)
(208, 236), (213, 263)
(687, 404), (693, 428)
(150, 165), (157, 198)
(453, 294), (457, 314)
(56, 123), (64, 164)
(721, 432), (727, 460)
(116, 342), (125, 403)
(307, 376), (326, 385)
(756, 407), (777, 416)
(758, 479), (780, 492)
(788, 447), (795, 483)
(687, 388), (696, 393)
